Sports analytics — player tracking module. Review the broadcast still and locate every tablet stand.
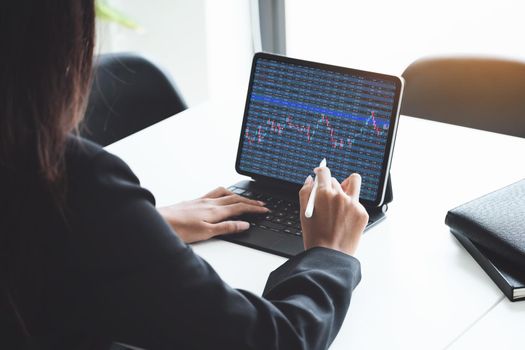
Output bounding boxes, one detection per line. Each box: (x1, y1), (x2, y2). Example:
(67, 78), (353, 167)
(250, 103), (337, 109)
(365, 172), (393, 223)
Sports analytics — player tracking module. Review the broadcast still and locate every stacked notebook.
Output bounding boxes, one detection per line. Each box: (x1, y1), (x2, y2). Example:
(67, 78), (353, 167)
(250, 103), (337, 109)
(445, 179), (525, 301)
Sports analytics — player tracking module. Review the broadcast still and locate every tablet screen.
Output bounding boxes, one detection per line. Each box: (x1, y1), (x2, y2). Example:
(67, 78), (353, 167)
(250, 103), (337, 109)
(236, 53), (403, 206)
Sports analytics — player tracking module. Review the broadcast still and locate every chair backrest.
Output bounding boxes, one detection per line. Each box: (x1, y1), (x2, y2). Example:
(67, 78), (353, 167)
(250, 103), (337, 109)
(82, 53), (187, 146)
(401, 57), (525, 138)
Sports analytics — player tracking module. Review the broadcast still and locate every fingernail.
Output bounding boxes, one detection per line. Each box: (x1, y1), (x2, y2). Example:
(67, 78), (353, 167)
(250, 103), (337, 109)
(305, 175), (313, 184)
(238, 222), (250, 230)
(257, 201), (266, 206)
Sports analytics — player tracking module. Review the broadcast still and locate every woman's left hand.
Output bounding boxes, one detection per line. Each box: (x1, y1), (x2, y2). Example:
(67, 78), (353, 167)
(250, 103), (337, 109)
(158, 187), (269, 243)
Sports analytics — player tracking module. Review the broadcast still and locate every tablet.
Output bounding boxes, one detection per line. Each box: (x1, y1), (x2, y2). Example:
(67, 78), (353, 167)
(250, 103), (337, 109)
(235, 52), (404, 207)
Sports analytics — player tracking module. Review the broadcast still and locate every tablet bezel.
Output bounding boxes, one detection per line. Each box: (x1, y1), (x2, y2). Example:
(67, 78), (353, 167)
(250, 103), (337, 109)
(235, 52), (404, 207)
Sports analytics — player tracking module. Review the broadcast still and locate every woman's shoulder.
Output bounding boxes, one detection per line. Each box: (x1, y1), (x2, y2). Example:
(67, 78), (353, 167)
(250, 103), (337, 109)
(66, 135), (132, 177)
(65, 135), (109, 164)
(65, 135), (154, 205)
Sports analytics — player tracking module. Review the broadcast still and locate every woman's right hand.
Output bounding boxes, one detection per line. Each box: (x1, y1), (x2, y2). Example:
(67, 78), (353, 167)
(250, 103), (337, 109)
(299, 167), (369, 256)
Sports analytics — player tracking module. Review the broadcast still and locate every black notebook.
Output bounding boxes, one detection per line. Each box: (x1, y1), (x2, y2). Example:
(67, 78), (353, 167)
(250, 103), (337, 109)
(451, 230), (525, 301)
(445, 179), (525, 301)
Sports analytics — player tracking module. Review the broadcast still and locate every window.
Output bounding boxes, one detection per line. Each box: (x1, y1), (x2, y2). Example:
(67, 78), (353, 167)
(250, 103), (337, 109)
(286, 0), (525, 75)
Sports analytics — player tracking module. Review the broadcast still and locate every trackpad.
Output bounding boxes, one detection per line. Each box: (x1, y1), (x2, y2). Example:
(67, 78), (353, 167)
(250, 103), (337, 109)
(222, 227), (304, 258)
(274, 234), (305, 257)
(227, 227), (283, 247)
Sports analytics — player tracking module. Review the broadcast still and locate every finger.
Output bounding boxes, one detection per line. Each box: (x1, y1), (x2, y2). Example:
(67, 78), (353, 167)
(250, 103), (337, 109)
(314, 166), (332, 190)
(331, 177), (344, 194)
(341, 176), (350, 193)
(211, 203), (269, 222)
(299, 175), (314, 209)
(206, 220), (250, 236)
(346, 173), (362, 200)
(212, 194), (265, 207)
(202, 186), (231, 199)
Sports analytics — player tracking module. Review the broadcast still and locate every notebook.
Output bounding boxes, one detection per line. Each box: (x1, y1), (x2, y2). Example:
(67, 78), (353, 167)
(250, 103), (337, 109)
(446, 179), (525, 269)
(221, 53), (404, 257)
(451, 230), (525, 301)
(446, 178), (525, 301)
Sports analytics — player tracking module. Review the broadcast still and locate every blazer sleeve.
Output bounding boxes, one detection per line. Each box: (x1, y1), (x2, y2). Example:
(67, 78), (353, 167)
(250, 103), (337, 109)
(61, 150), (361, 350)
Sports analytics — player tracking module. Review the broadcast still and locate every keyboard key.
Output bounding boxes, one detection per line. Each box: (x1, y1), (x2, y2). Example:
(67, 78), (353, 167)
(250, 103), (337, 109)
(258, 220), (286, 231)
(243, 213), (264, 221)
(232, 189), (304, 236)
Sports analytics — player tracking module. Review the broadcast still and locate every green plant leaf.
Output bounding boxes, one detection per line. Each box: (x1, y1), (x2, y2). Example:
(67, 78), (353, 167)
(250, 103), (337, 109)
(95, 0), (142, 31)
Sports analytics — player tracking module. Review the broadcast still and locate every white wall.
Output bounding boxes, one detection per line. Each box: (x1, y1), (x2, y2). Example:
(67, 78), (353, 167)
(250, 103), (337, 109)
(96, 0), (258, 107)
(205, 0), (257, 103)
(97, 0), (209, 106)
(286, 0), (525, 75)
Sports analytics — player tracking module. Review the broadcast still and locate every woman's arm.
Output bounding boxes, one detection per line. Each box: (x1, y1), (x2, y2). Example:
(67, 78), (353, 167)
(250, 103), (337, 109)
(60, 150), (361, 349)
(157, 186), (269, 243)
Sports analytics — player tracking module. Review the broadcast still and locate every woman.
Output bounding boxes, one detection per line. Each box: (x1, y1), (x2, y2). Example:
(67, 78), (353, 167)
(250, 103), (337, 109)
(0, 1), (368, 349)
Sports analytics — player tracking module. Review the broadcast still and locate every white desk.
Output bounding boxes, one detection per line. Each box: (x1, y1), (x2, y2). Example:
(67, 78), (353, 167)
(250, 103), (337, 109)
(106, 98), (525, 349)
(448, 298), (525, 349)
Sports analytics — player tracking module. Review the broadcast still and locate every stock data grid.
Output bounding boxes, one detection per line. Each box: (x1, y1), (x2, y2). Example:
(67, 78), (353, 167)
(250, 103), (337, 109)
(239, 58), (397, 201)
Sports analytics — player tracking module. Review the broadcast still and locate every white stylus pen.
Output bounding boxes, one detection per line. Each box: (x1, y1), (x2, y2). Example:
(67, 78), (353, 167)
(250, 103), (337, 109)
(304, 158), (327, 218)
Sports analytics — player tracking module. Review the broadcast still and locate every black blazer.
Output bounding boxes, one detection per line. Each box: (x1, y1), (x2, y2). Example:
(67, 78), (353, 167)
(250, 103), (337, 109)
(0, 137), (361, 350)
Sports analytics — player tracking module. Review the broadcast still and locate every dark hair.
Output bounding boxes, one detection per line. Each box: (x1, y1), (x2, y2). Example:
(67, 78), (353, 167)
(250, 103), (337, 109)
(0, 0), (95, 187)
(0, 1), (96, 347)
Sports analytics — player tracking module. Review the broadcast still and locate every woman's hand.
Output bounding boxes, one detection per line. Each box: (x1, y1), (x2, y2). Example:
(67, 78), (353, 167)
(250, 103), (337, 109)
(158, 187), (269, 243)
(299, 167), (369, 256)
